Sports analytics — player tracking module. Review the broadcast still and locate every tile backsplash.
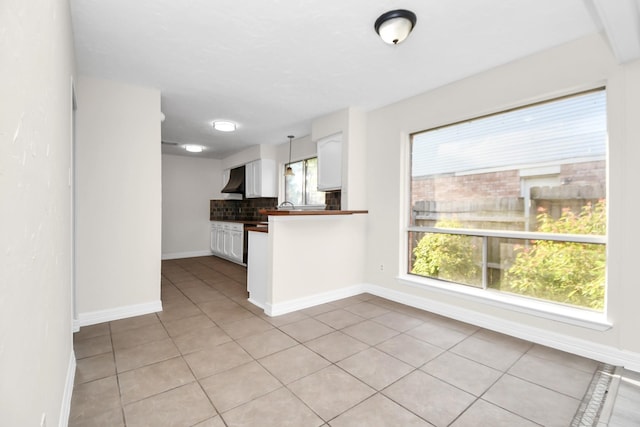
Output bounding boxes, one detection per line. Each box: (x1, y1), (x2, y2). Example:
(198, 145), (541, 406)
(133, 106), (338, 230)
(325, 191), (341, 210)
(210, 198), (278, 222)
(210, 191), (341, 221)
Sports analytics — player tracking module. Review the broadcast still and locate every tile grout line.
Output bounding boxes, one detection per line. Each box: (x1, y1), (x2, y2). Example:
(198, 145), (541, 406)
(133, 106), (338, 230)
(72, 257), (608, 427)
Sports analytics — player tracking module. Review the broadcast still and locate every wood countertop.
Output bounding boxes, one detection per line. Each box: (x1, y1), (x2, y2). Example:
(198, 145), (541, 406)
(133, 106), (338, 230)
(248, 210), (367, 233)
(258, 209), (368, 216)
(246, 226), (269, 233)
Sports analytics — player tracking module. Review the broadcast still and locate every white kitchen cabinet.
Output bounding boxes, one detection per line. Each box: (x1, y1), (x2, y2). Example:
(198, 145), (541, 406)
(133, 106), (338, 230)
(247, 230), (268, 309)
(317, 133), (342, 191)
(245, 159), (277, 198)
(210, 221), (244, 264)
(210, 221), (223, 256)
(226, 223), (244, 261)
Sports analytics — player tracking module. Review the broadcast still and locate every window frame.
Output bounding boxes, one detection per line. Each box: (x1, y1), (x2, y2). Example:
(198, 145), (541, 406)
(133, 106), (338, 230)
(402, 88), (610, 329)
(284, 156), (325, 207)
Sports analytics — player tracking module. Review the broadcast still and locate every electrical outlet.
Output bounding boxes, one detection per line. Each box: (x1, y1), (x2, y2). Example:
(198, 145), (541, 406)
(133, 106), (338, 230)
(380, 264), (384, 271)
(40, 413), (46, 427)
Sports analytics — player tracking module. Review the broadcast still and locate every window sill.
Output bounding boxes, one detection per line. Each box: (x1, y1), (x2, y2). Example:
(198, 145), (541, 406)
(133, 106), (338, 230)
(397, 274), (612, 331)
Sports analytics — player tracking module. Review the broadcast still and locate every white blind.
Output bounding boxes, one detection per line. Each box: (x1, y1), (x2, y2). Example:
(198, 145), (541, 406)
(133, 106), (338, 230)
(412, 90), (607, 177)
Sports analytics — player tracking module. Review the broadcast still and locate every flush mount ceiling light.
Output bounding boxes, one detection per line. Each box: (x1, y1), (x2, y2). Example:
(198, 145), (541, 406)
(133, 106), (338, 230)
(374, 9), (417, 45)
(212, 120), (236, 132)
(284, 135), (295, 177)
(184, 144), (203, 153)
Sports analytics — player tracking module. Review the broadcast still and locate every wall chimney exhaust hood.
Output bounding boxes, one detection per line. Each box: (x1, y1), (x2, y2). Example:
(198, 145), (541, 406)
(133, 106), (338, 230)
(221, 165), (245, 194)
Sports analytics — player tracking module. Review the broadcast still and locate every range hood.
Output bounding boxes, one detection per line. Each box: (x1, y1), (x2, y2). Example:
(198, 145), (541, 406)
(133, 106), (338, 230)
(221, 165), (245, 194)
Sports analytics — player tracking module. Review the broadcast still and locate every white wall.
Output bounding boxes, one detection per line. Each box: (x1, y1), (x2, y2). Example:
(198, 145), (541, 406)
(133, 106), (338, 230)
(0, 0), (76, 425)
(312, 108), (367, 209)
(365, 33), (640, 370)
(162, 154), (222, 259)
(266, 214), (368, 314)
(75, 77), (162, 324)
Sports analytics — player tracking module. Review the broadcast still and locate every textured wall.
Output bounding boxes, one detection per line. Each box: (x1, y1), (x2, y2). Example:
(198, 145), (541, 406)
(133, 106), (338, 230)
(0, 0), (76, 425)
(75, 77), (161, 315)
(162, 154), (222, 258)
(366, 33), (640, 368)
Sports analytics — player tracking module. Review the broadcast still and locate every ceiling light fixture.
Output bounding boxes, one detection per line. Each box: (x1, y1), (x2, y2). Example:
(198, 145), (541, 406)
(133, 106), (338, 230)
(184, 144), (203, 153)
(374, 9), (417, 45)
(284, 135), (295, 177)
(213, 120), (236, 132)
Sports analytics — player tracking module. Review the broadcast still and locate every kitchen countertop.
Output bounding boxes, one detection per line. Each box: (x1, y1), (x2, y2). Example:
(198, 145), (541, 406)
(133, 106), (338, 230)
(246, 225), (269, 233)
(247, 210), (367, 233)
(258, 209), (368, 216)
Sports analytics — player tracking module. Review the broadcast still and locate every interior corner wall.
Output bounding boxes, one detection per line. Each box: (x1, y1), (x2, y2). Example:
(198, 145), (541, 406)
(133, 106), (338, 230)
(365, 33), (640, 368)
(0, 0), (76, 425)
(311, 107), (368, 210)
(162, 154), (222, 259)
(75, 77), (161, 319)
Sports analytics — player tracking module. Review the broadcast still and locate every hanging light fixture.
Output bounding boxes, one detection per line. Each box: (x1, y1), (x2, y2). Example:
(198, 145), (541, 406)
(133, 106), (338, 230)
(374, 9), (417, 45)
(284, 135), (295, 176)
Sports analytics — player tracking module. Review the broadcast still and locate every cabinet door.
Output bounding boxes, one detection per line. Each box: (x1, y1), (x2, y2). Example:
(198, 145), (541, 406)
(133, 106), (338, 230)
(317, 133), (342, 191)
(259, 159), (277, 197)
(215, 225), (225, 254)
(210, 226), (218, 253)
(229, 229), (243, 261)
(222, 226), (232, 256)
(245, 161), (258, 198)
(245, 160), (277, 198)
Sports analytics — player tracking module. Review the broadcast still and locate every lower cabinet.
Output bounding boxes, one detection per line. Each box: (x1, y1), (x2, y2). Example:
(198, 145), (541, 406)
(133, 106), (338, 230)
(210, 221), (244, 264)
(247, 230), (267, 308)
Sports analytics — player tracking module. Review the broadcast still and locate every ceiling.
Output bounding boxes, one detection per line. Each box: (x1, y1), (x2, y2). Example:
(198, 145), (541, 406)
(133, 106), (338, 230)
(69, 0), (640, 159)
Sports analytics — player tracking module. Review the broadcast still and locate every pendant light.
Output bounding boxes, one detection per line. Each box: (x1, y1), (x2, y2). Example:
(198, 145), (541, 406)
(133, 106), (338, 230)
(374, 9), (417, 45)
(284, 135), (295, 176)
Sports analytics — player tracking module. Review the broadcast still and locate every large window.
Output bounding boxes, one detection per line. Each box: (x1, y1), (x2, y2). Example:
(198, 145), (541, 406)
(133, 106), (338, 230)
(409, 89), (607, 311)
(284, 157), (325, 206)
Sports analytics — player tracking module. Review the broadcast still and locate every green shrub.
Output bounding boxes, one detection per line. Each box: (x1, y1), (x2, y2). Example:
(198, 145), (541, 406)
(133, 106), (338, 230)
(411, 200), (606, 310)
(412, 219), (481, 286)
(503, 200), (606, 310)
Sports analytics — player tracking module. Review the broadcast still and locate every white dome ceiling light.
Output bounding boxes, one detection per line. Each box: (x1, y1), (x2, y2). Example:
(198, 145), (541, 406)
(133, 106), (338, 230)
(374, 9), (417, 45)
(184, 144), (204, 153)
(212, 120), (237, 132)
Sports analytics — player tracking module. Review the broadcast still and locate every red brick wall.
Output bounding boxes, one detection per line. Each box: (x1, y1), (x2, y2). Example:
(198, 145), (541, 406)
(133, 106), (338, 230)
(411, 160), (605, 203)
(412, 170), (521, 202)
(560, 161), (606, 186)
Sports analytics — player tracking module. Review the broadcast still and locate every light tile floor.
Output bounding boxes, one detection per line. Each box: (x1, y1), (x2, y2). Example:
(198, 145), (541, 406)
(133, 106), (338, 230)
(70, 256), (615, 426)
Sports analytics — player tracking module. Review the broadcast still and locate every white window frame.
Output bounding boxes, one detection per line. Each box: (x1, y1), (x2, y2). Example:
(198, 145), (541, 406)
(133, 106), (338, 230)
(401, 89), (611, 330)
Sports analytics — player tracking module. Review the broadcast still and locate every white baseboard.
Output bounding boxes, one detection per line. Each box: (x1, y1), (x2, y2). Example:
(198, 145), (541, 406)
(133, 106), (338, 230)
(58, 349), (75, 427)
(363, 283), (640, 372)
(265, 285), (366, 317)
(74, 300), (163, 329)
(161, 250), (213, 260)
(263, 282), (640, 372)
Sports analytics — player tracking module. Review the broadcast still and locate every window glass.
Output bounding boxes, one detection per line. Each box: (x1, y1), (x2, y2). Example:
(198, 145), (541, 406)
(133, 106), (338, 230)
(284, 157), (325, 206)
(284, 161), (304, 205)
(409, 89), (607, 311)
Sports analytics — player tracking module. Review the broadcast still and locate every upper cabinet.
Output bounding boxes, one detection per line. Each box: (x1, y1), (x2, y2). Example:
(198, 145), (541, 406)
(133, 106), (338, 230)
(317, 133), (342, 191)
(245, 159), (277, 198)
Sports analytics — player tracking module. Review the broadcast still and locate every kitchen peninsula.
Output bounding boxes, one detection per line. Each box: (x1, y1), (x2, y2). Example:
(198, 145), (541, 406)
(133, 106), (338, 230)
(247, 209), (368, 316)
